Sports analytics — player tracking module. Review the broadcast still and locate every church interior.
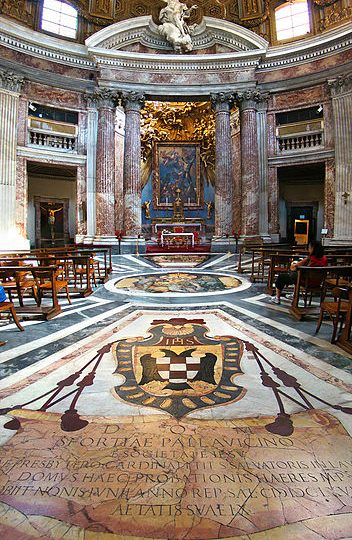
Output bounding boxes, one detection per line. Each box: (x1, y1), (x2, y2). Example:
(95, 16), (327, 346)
(0, 0), (352, 538)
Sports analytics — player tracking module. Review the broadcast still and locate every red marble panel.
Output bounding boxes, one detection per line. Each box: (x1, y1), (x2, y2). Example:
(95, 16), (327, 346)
(257, 50), (352, 85)
(17, 95), (28, 147)
(25, 81), (84, 109)
(268, 166), (279, 235)
(324, 158), (335, 238)
(15, 156), (28, 239)
(270, 85), (324, 111)
(0, 45), (95, 80)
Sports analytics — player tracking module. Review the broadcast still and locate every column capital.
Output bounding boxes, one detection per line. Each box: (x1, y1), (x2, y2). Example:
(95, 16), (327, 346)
(235, 89), (269, 110)
(121, 91), (145, 112)
(0, 69), (24, 93)
(85, 89), (119, 109)
(210, 92), (234, 112)
(328, 74), (352, 97)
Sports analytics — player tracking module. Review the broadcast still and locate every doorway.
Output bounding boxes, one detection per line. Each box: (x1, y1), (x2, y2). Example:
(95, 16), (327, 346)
(34, 196), (70, 248)
(278, 163), (324, 243)
(286, 203), (317, 244)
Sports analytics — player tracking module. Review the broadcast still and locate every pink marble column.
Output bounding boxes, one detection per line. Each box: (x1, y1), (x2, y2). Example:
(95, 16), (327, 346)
(268, 166), (279, 241)
(122, 92), (145, 237)
(115, 107), (125, 232)
(95, 89), (118, 239)
(236, 90), (260, 238)
(324, 158), (335, 238)
(211, 93), (234, 237)
(231, 111), (241, 234)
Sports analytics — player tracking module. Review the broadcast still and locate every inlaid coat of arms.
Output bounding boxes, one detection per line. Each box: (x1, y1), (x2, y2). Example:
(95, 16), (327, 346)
(112, 318), (245, 418)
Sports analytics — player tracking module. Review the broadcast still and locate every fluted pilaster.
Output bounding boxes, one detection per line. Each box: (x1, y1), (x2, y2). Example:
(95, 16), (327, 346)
(0, 69), (29, 250)
(211, 93), (234, 237)
(84, 94), (99, 240)
(328, 75), (352, 242)
(122, 91), (145, 237)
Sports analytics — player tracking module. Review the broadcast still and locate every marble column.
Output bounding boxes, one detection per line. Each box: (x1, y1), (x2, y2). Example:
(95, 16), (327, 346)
(115, 106), (125, 232)
(327, 75), (352, 244)
(236, 90), (261, 239)
(0, 70), (29, 251)
(231, 110), (241, 235)
(94, 89), (119, 243)
(210, 93), (234, 251)
(121, 91), (145, 253)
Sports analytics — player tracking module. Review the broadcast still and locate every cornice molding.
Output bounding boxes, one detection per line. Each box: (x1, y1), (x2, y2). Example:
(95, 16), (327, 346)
(0, 16), (351, 87)
(0, 17), (95, 70)
(259, 22), (352, 70)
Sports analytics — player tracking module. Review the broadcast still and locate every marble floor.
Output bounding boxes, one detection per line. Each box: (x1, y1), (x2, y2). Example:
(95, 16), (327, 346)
(0, 253), (351, 539)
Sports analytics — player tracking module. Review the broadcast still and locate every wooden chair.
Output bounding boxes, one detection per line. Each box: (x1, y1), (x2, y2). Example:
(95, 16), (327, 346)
(0, 301), (24, 331)
(73, 258), (97, 288)
(315, 286), (351, 343)
(33, 267), (72, 305)
(298, 268), (327, 307)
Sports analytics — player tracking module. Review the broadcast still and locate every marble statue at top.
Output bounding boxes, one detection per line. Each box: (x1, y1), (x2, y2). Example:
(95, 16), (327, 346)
(158, 0), (198, 53)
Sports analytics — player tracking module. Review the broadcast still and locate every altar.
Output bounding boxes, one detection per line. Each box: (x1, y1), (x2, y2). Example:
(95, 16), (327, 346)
(155, 222), (202, 234)
(161, 231), (195, 248)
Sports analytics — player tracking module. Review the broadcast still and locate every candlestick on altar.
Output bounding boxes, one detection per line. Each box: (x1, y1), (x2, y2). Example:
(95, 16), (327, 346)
(136, 235), (139, 257)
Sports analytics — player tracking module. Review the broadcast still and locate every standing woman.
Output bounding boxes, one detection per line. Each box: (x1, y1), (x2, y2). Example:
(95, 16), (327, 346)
(270, 240), (327, 304)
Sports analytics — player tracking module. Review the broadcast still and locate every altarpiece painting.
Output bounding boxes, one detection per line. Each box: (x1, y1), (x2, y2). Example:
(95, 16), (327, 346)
(153, 142), (202, 209)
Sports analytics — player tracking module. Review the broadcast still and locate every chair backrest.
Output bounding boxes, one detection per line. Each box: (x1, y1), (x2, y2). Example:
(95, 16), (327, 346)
(302, 269), (327, 289)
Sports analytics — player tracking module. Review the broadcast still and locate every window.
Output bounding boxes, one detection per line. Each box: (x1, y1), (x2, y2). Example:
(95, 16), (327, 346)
(28, 103), (78, 124)
(275, 0), (310, 41)
(41, 0), (78, 39)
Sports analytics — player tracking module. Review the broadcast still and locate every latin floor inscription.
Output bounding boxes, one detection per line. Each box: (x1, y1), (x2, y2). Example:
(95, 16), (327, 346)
(0, 409), (352, 539)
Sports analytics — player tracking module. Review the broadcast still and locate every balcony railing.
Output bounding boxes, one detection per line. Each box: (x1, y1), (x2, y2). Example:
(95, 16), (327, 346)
(28, 130), (77, 151)
(277, 131), (324, 153)
(27, 116), (77, 152)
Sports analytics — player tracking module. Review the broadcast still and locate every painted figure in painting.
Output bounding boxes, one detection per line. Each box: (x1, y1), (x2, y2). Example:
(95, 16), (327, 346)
(158, 145), (199, 205)
(158, 0), (197, 53)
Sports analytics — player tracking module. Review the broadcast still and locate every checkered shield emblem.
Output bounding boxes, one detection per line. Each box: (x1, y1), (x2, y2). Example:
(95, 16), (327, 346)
(156, 348), (201, 390)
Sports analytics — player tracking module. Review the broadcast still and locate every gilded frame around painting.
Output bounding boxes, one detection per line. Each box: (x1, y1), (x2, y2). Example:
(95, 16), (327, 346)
(153, 142), (202, 210)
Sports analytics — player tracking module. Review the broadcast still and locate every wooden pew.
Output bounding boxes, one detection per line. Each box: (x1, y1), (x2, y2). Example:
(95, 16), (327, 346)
(289, 265), (352, 321)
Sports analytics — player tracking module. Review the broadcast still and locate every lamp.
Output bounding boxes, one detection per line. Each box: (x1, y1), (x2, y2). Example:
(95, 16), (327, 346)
(317, 104), (323, 113)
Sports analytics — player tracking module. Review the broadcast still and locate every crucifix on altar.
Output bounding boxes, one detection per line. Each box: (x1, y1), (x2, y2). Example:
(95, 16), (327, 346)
(173, 188), (184, 221)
